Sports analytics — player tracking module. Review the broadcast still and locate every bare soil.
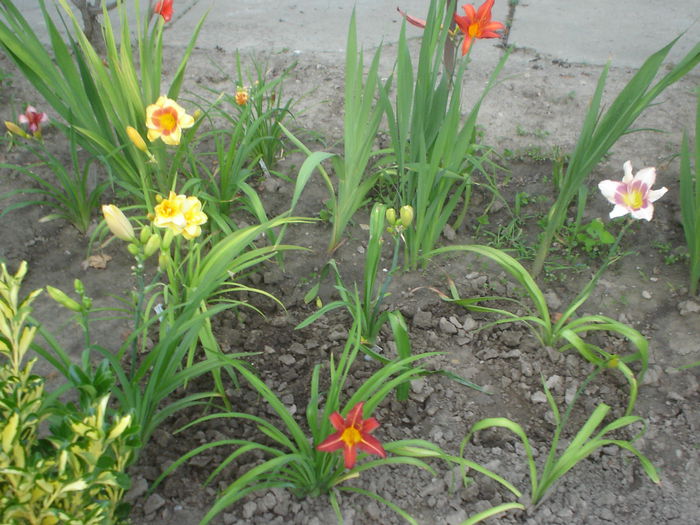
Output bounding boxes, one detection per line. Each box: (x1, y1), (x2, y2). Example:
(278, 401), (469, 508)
(1, 37), (699, 525)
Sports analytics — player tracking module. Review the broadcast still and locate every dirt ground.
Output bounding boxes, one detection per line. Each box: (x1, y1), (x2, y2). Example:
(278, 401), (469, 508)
(1, 31), (699, 525)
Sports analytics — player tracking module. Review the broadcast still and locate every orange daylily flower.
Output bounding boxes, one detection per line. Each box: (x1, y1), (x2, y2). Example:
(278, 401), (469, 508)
(397, 1), (504, 56)
(234, 87), (249, 106)
(145, 96), (194, 146)
(453, 0), (505, 55)
(154, 0), (174, 22)
(316, 402), (386, 469)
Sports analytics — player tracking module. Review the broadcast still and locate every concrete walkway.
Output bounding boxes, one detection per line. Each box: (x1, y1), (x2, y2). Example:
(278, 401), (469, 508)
(9, 0), (700, 68)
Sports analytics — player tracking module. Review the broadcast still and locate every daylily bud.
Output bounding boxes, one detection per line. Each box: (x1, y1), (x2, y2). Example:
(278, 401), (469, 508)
(143, 234), (161, 258)
(399, 205), (414, 228)
(393, 445), (442, 458)
(161, 228), (175, 251)
(4, 121), (30, 139)
(127, 243), (139, 256)
(385, 207), (397, 226)
(140, 225), (152, 245)
(46, 286), (82, 312)
(73, 278), (84, 295)
(607, 356), (620, 369)
(193, 109), (202, 120)
(126, 126), (149, 153)
(102, 204), (135, 241)
(158, 252), (170, 271)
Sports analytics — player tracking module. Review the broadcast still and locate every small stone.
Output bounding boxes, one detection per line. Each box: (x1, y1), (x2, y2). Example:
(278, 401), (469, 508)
(123, 476), (148, 502)
(641, 290), (652, 299)
(289, 342), (306, 355)
(439, 317), (458, 334)
(462, 314), (478, 331)
(545, 374), (564, 394)
(279, 354), (296, 365)
(678, 299), (700, 316)
(242, 501), (257, 519)
(413, 309), (433, 329)
(443, 224), (456, 240)
(411, 377), (426, 394)
(531, 391), (547, 403)
(143, 493), (165, 515)
(544, 289), (562, 310)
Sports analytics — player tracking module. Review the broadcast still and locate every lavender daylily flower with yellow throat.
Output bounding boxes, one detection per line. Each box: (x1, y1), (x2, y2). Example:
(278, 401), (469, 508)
(598, 161), (667, 221)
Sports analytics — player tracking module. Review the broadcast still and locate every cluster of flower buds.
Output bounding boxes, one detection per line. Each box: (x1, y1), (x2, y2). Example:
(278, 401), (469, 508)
(385, 205), (414, 235)
(102, 204), (161, 260)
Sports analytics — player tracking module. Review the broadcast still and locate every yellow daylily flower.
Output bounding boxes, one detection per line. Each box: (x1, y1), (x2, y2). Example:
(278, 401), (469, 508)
(145, 96), (194, 146)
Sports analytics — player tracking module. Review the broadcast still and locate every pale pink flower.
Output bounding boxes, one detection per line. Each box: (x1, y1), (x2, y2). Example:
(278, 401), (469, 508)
(598, 161), (667, 221)
(18, 106), (48, 135)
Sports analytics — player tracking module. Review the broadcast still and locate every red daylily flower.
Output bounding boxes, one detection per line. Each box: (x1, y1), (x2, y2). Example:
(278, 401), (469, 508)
(316, 402), (386, 469)
(18, 106), (48, 135)
(154, 0), (173, 22)
(454, 0), (505, 55)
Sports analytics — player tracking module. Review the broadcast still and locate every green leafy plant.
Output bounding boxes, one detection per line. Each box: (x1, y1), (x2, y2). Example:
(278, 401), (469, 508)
(297, 203), (402, 348)
(0, 0), (206, 204)
(0, 262), (136, 524)
(231, 52), (296, 174)
(432, 244), (647, 414)
(1, 127), (108, 233)
(574, 218), (615, 255)
(41, 215), (305, 449)
(680, 86), (700, 295)
(282, 9), (385, 253)
(532, 37), (700, 276)
(297, 203), (483, 399)
(184, 95), (273, 235)
(461, 368), (659, 507)
(381, 0), (510, 269)
(152, 320), (523, 524)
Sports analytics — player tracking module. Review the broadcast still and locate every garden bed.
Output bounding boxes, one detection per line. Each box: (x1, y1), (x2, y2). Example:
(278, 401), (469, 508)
(1, 18), (699, 525)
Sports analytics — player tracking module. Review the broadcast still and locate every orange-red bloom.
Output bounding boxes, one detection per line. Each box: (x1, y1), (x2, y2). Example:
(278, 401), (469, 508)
(316, 402), (386, 469)
(154, 0), (173, 22)
(453, 0), (505, 55)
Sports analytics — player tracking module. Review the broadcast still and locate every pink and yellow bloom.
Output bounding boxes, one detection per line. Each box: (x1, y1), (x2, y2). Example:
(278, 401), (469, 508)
(145, 96), (194, 146)
(18, 106), (48, 137)
(598, 161), (668, 221)
(152, 191), (207, 240)
(453, 0), (505, 55)
(154, 0), (174, 22)
(316, 402), (386, 469)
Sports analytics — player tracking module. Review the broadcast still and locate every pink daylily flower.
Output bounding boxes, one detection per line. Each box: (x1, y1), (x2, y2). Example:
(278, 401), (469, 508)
(18, 106), (48, 135)
(598, 161), (668, 221)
